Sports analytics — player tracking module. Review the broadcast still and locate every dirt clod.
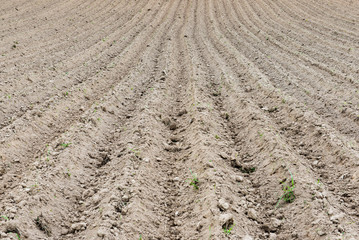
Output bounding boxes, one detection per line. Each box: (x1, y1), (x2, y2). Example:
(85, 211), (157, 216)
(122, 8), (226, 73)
(169, 122), (177, 130)
(177, 109), (187, 116)
(218, 198), (229, 211)
(162, 117), (171, 126)
(247, 208), (258, 221)
(35, 214), (51, 236)
(219, 213), (233, 229)
(70, 222), (87, 232)
(242, 235), (254, 240)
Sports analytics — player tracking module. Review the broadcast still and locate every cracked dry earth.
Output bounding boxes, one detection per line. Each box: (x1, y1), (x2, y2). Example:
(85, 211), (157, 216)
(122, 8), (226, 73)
(1, 0), (359, 240)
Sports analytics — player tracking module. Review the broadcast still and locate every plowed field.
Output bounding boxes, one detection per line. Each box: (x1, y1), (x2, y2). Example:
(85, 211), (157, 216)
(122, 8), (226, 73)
(1, 0), (359, 239)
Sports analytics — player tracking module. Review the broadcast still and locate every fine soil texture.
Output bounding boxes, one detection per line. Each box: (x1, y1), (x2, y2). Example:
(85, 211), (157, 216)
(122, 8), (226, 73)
(1, 0), (359, 239)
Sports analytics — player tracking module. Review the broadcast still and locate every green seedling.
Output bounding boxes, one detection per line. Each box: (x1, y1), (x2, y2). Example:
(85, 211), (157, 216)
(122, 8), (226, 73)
(129, 148), (140, 157)
(66, 169), (71, 177)
(1, 215), (9, 221)
(215, 135), (220, 139)
(223, 223), (235, 235)
(61, 143), (71, 148)
(139, 234), (142, 240)
(64, 91), (69, 96)
(188, 169), (199, 190)
(12, 41), (18, 49)
(8, 232), (21, 240)
(31, 182), (39, 188)
(239, 166), (256, 174)
(225, 113), (229, 119)
(275, 170), (295, 209)
(46, 145), (51, 161)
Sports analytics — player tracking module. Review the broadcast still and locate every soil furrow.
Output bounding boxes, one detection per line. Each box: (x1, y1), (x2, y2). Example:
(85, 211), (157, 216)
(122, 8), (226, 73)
(0, 0), (146, 95)
(250, 0), (359, 76)
(0, 0), (183, 238)
(0, 0), (176, 202)
(1, 0), (359, 239)
(201, 0), (359, 237)
(0, 0), (155, 129)
(214, 0), (359, 142)
(270, 0), (359, 43)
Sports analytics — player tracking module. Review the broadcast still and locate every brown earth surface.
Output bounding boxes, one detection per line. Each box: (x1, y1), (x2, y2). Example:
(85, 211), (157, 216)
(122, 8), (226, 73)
(1, 0), (359, 239)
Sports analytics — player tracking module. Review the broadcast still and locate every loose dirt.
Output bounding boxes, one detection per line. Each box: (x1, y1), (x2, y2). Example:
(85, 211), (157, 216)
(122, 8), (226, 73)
(1, 0), (359, 239)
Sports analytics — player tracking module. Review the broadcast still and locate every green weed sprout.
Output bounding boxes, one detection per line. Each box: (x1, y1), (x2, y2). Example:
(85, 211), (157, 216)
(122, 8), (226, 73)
(223, 223), (235, 235)
(61, 143), (71, 148)
(129, 148), (140, 157)
(188, 169), (199, 190)
(275, 170), (295, 209)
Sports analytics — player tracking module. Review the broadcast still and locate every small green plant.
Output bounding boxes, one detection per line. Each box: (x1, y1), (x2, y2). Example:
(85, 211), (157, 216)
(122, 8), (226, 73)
(12, 41), (19, 49)
(239, 166), (256, 174)
(8, 232), (21, 240)
(129, 148), (140, 157)
(316, 179), (323, 189)
(45, 144), (51, 161)
(31, 182), (39, 188)
(215, 135), (220, 139)
(139, 234), (142, 240)
(275, 170), (295, 209)
(61, 142), (71, 148)
(64, 91), (69, 96)
(223, 223), (235, 235)
(188, 169), (199, 190)
(1, 215), (9, 221)
(66, 169), (71, 177)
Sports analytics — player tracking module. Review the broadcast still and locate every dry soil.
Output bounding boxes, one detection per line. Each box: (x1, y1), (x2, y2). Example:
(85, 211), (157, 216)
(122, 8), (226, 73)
(1, 0), (359, 239)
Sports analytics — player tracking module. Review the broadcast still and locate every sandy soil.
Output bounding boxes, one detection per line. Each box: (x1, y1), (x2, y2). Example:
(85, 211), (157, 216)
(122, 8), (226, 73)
(1, 0), (359, 239)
